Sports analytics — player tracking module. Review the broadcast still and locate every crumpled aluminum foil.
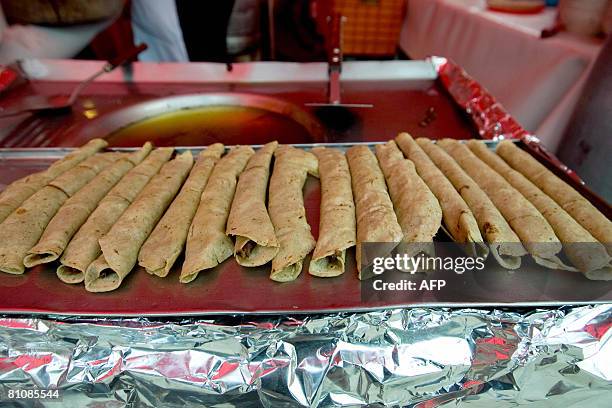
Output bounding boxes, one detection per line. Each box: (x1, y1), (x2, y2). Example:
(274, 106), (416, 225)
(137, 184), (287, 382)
(432, 56), (528, 142)
(0, 305), (610, 407)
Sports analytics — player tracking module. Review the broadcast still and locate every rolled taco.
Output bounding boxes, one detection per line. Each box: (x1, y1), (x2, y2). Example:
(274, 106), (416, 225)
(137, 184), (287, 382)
(85, 151), (194, 292)
(0, 152), (121, 274)
(180, 146), (254, 284)
(467, 140), (611, 279)
(416, 138), (526, 269)
(269, 146), (319, 282)
(346, 145), (403, 279)
(24, 143), (153, 268)
(309, 147), (356, 277)
(395, 133), (487, 259)
(57, 147), (174, 284)
(375, 140), (442, 264)
(438, 139), (568, 270)
(496, 140), (612, 255)
(226, 141), (279, 267)
(138, 144), (225, 277)
(0, 138), (107, 224)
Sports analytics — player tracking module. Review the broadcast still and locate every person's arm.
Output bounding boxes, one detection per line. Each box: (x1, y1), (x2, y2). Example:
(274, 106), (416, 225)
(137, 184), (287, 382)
(0, 6), (117, 64)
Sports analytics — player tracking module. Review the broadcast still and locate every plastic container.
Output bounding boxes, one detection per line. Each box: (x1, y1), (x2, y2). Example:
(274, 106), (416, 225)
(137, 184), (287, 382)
(486, 0), (546, 14)
(332, 0), (406, 56)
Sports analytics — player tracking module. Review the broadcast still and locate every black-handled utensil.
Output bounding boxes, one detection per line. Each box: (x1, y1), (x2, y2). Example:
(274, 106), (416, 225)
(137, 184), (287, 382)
(0, 43), (148, 118)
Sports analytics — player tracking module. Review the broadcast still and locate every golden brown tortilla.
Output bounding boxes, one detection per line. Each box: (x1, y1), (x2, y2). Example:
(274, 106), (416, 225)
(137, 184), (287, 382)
(180, 146), (254, 284)
(395, 133), (487, 259)
(416, 138), (526, 269)
(57, 147), (174, 284)
(309, 147), (356, 277)
(0, 152), (121, 275)
(0, 138), (107, 224)
(24, 143), (153, 268)
(85, 151), (194, 292)
(346, 145), (403, 279)
(268, 146), (319, 282)
(226, 141), (279, 267)
(138, 144), (224, 277)
(438, 139), (567, 270)
(467, 139), (611, 279)
(375, 140), (442, 263)
(496, 140), (612, 255)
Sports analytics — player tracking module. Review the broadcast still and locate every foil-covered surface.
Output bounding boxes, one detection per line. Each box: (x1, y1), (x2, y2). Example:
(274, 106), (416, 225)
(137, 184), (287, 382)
(433, 56), (528, 141)
(0, 305), (610, 407)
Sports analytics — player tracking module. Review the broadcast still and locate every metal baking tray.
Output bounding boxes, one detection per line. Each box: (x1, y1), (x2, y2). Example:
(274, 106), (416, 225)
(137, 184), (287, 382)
(0, 141), (610, 316)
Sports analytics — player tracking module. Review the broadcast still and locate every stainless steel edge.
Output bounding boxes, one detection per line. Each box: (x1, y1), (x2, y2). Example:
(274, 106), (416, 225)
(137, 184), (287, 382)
(0, 139), (511, 158)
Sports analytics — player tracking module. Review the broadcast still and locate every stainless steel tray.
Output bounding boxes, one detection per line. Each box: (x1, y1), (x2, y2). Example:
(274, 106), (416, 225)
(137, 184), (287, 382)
(0, 141), (610, 317)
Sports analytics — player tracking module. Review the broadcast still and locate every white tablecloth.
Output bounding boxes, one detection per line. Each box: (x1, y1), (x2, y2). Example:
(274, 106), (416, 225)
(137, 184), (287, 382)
(399, 0), (604, 152)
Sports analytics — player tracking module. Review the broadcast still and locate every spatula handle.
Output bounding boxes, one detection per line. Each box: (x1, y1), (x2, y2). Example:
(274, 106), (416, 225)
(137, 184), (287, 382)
(105, 43), (148, 72)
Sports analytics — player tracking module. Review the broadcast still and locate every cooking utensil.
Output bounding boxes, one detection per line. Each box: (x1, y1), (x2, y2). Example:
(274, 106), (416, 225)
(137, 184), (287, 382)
(305, 14), (372, 138)
(50, 93), (327, 147)
(305, 14), (373, 110)
(0, 43), (147, 119)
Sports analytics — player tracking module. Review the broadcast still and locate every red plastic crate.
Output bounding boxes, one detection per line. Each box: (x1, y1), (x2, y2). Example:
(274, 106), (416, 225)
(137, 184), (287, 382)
(333, 0), (406, 56)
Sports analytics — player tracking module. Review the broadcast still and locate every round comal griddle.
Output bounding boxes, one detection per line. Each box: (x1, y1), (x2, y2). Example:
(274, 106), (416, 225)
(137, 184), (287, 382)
(68, 93), (325, 147)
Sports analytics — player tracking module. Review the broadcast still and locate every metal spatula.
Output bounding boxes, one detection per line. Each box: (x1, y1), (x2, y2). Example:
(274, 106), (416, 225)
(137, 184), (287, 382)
(305, 15), (373, 109)
(0, 43), (147, 118)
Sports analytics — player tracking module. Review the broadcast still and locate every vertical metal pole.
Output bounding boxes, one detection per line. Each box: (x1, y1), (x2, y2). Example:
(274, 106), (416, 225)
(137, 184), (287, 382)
(268, 0), (276, 60)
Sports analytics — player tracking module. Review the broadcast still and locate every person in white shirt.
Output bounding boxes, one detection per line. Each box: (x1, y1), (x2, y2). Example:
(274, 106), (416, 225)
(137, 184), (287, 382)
(131, 0), (236, 62)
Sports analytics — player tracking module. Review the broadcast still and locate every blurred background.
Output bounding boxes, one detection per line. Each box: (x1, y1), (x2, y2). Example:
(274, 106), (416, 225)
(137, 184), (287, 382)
(0, 0), (610, 197)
